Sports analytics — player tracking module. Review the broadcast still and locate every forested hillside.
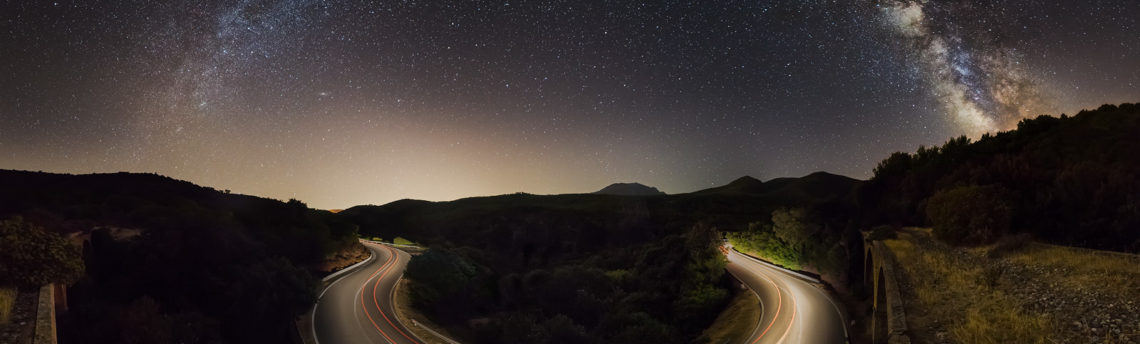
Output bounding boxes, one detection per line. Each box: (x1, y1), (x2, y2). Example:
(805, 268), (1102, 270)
(341, 173), (860, 343)
(860, 103), (1140, 251)
(0, 170), (360, 343)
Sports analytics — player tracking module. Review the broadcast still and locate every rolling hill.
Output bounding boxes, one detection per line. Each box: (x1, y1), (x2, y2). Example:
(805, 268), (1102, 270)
(592, 182), (666, 196)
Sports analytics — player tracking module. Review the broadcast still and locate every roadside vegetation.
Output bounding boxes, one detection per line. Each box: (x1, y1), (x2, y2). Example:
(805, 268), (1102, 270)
(394, 278), (458, 344)
(726, 207), (858, 281)
(697, 287), (762, 344)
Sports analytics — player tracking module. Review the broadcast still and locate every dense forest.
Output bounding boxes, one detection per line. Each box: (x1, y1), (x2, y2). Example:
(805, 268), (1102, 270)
(340, 172), (861, 343)
(0, 171), (360, 343)
(860, 103), (1140, 251)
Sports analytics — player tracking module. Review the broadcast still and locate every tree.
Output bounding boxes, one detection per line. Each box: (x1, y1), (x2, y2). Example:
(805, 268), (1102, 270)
(0, 217), (85, 289)
(404, 248), (483, 319)
(925, 185), (1012, 245)
(771, 207), (820, 249)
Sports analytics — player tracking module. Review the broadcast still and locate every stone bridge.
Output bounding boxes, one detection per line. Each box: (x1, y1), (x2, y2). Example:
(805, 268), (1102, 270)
(864, 239), (911, 344)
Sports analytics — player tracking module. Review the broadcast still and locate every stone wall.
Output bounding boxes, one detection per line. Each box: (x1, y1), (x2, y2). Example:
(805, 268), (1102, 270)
(31, 285), (54, 344)
(864, 240), (911, 344)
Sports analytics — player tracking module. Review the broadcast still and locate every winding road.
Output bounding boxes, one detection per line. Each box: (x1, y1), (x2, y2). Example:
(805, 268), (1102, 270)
(724, 246), (848, 344)
(312, 241), (422, 344)
(311, 240), (845, 344)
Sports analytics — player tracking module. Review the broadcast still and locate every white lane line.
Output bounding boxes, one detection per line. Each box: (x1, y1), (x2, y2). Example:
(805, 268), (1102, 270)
(313, 246), (377, 344)
(746, 255), (785, 344)
(358, 245), (396, 344)
(748, 258), (796, 344)
(737, 248), (849, 344)
(758, 257), (849, 343)
(727, 253), (766, 341)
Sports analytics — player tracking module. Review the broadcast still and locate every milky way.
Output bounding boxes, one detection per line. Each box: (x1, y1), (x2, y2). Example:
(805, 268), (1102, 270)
(2, 1), (1138, 208)
(882, 0), (1055, 137)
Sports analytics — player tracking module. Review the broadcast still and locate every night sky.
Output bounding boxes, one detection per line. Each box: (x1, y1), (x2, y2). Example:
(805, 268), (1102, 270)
(2, 1), (1138, 209)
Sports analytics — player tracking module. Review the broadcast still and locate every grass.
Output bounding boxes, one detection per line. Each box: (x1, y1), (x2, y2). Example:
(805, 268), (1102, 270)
(884, 229), (1052, 344)
(0, 287), (16, 325)
(1005, 243), (1140, 298)
(699, 289), (762, 344)
(393, 237), (416, 246)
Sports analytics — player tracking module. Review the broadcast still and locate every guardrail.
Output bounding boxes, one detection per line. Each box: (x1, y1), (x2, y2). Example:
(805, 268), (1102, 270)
(727, 246), (822, 284)
(361, 239), (421, 249)
(410, 319), (461, 344)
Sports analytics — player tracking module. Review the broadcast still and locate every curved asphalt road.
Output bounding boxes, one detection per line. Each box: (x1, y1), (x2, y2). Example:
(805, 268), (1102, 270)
(724, 247), (847, 344)
(313, 241), (422, 344)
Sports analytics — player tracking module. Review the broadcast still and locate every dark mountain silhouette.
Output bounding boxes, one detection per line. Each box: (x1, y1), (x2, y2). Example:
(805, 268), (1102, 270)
(592, 182), (666, 196)
(0, 169), (359, 344)
(688, 172), (859, 201)
(689, 175), (765, 194)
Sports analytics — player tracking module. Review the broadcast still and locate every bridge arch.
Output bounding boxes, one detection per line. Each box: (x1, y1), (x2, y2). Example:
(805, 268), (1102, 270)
(863, 238), (911, 344)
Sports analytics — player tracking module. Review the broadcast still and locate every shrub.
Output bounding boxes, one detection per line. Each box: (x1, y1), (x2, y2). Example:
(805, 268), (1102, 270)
(867, 225), (898, 240)
(925, 185), (1012, 245)
(0, 217), (84, 289)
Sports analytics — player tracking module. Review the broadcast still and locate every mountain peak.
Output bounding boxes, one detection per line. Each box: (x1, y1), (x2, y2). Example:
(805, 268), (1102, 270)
(728, 175), (763, 185)
(593, 182), (665, 196)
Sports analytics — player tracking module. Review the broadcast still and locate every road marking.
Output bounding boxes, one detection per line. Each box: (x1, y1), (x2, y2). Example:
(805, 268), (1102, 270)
(313, 248), (376, 344)
(751, 258), (783, 344)
(371, 245), (421, 344)
(361, 245), (400, 344)
(774, 271), (797, 344)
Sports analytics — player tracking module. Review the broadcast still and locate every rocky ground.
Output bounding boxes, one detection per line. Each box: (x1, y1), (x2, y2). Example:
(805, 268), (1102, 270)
(998, 246), (1140, 344)
(0, 290), (36, 344)
(887, 228), (1140, 344)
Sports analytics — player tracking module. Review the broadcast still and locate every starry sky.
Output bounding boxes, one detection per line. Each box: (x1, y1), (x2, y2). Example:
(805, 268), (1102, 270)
(2, 0), (1138, 209)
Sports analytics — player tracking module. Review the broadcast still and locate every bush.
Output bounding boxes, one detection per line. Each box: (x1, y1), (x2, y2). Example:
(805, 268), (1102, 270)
(867, 225), (898, 240)
(727, 224), (801, 270)
(926, 185), (1012, 246)
(0, 217), (84, 289)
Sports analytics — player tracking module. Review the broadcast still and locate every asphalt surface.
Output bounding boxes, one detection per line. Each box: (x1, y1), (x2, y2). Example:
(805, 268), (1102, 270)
(313, 242), (422, 344)
(724, 247), (848, 344)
